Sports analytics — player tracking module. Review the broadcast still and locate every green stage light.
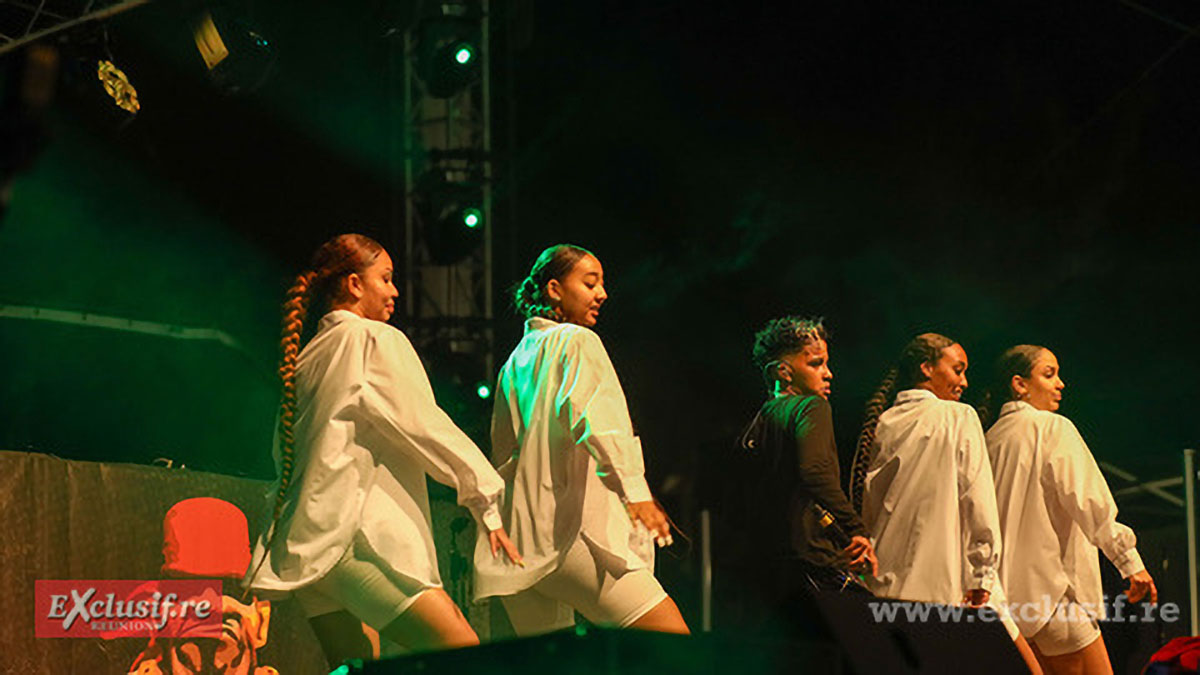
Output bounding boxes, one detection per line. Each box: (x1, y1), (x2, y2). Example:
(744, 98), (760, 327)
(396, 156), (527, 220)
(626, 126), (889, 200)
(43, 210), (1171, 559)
(419, 31), (481, 98)
(475, 381), (492, 399)
(416, 172), (484, 264)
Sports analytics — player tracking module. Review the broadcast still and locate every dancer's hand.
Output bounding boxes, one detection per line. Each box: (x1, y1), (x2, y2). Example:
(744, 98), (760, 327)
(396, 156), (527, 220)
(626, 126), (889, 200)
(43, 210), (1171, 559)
(1126, 569), (1157, 604)
(844, 535), (878, 576)
(963, 589), (990, 608)
(488, 527), (524, 567)
(627, 500), (673, 546)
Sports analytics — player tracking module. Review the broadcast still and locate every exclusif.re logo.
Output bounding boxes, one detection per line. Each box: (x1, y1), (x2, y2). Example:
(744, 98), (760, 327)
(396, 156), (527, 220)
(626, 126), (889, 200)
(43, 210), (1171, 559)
(35, 579), (221, 639)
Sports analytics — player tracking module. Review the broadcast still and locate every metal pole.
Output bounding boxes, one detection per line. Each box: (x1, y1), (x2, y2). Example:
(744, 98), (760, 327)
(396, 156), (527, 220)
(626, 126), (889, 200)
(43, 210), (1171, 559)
(1185, 448), (1197, 635)
(701, 509), (712, 632)
(402, 30), (415, 319)
(1100, 461), (1185, 507)
(481, 0), (494, 377)
(0, 0), (152, 55)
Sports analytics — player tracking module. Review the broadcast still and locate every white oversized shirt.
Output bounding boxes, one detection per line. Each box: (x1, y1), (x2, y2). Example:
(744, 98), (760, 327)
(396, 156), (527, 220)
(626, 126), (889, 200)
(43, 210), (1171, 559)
(987, 400), (1143, 636)
(245, 310), (503, 592)
(474, 317), (654, 600)
(863, 389), (1004, 607)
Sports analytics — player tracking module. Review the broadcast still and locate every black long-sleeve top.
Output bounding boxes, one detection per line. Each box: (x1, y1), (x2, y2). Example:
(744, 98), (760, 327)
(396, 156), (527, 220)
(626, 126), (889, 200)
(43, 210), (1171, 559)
(736, 393), (867, 570)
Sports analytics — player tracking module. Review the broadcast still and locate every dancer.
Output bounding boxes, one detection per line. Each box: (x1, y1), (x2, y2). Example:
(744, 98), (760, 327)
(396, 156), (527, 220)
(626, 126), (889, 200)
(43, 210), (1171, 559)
(730, 316), (876, 632)
(983, 345), (1155, 675)
(474, 244), (689, 635)
(244, 234), (521, 664)
(852, 333), (1040, 673)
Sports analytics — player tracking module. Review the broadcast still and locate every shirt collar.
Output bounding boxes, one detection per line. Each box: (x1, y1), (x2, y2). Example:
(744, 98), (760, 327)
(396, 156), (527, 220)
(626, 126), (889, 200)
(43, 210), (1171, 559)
(318, 309), (362, 331)
(894, 388), (938, 405)
(998, 399), (1033, 418)
(525, 316), (560, 334)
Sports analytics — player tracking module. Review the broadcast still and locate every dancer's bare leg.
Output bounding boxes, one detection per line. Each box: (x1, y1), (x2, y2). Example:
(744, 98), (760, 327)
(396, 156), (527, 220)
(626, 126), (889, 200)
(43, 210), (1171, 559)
(1031, 634), (1112, 675)
(627, 596), (690, 635)
(379, 588), (480, 652)
(1013, 633), (1044, 674)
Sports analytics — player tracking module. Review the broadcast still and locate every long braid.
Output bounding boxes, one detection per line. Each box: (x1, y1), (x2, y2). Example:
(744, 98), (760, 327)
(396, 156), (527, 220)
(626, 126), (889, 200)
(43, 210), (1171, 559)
(267, 234), (384, 522)
(273, 270), (317, 521)
(850, 332), (956, 515)
(850, 366), (898, 514)
(244, 234), (384, 597)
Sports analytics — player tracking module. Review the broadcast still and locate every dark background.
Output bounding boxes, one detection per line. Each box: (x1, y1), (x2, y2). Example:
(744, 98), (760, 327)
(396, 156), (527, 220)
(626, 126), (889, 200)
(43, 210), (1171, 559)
(1, 0), (1197, 655)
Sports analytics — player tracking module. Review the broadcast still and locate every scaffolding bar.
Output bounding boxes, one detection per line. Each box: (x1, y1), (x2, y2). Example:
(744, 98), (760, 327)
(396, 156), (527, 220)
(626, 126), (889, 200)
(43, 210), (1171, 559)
(700, 509), (712, 632)
(1185, 448), (1197, 635)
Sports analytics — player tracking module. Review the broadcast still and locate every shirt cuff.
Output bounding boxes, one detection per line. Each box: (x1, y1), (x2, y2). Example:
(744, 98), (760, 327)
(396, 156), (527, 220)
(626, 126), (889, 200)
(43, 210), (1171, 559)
(621, 475), (653, 503)
(1112, 548), (1145, 579)
(479, 503), (504, 532)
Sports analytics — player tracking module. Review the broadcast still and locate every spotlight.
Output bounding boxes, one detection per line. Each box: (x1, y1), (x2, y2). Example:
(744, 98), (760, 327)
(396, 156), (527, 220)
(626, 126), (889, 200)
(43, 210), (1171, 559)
(453, 43), (475, 65)
(425, 347), (494, 436)
(96, 60), (139, 115)
(58, 31), (139, 130)
(461, 207), (483, 229)
(416, 19), (481, 98)
(416, 172), (484, 265)
(193, 9), (276, 95)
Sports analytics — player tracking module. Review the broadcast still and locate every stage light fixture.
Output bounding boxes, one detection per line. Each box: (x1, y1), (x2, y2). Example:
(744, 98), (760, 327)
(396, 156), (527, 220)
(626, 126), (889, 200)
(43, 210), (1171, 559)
(416, 20), (481, 98)
(453, 43), (475, 65)
(474, 381), (492, 400)
(58, 31), (140, 130)
(193, 9), (275, 95)
(416, 172), (485, 265)
(462, 207), (482, 229)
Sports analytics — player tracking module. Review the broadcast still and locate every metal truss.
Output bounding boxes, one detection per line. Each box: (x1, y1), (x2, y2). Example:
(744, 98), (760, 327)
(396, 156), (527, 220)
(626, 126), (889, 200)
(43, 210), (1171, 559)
(0, 0), (150, 56)
(401, 0), (494, 376)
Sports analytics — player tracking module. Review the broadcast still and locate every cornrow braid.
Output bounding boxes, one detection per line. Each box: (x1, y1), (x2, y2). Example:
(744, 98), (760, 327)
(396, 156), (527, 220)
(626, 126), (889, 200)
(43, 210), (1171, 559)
(274, 269), (317, 521)
(514, 276), (557, 320)
(513, 244), (593, 320)
(850, 366), (898, 514)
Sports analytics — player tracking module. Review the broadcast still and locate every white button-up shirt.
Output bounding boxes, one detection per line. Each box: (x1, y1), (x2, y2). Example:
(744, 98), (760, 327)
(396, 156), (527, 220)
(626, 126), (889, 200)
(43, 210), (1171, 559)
(987, 400), (1143, 636)
(474, 317), (654, 600)
(245, 310), (504, 592)
(863, 389), (1003, 606)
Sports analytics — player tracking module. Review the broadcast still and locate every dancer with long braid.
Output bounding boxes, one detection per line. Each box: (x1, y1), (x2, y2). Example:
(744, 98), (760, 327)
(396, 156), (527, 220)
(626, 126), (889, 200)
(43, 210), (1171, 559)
(244, 233), (521, 664)
(983, 345), (1155, 675)
(474, 244), (689, 636)
(851, 333), (1041, 673)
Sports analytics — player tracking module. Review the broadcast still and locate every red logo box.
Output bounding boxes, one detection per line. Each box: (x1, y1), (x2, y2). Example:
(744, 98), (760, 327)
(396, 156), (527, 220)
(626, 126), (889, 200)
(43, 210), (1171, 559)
(35, 579), (222, 639)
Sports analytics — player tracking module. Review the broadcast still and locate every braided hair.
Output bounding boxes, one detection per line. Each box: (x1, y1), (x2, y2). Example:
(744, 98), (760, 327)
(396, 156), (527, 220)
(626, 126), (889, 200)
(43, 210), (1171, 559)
(273, 233), (383, 522)
(849, 332), (957, 513)
(750, 316), (828, 390)
(977, 344), (1047, 428)
(513, 244), (593, 320)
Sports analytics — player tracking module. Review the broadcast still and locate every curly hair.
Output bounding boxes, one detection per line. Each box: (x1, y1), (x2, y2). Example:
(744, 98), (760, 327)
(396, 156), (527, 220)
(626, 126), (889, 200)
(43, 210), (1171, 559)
(513, 244), (593, 320)
(750, 316), (829, 388)
(977, 344), (1047, 428)
(272, 233), (383, 522)
(849, 332), (957, 513)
